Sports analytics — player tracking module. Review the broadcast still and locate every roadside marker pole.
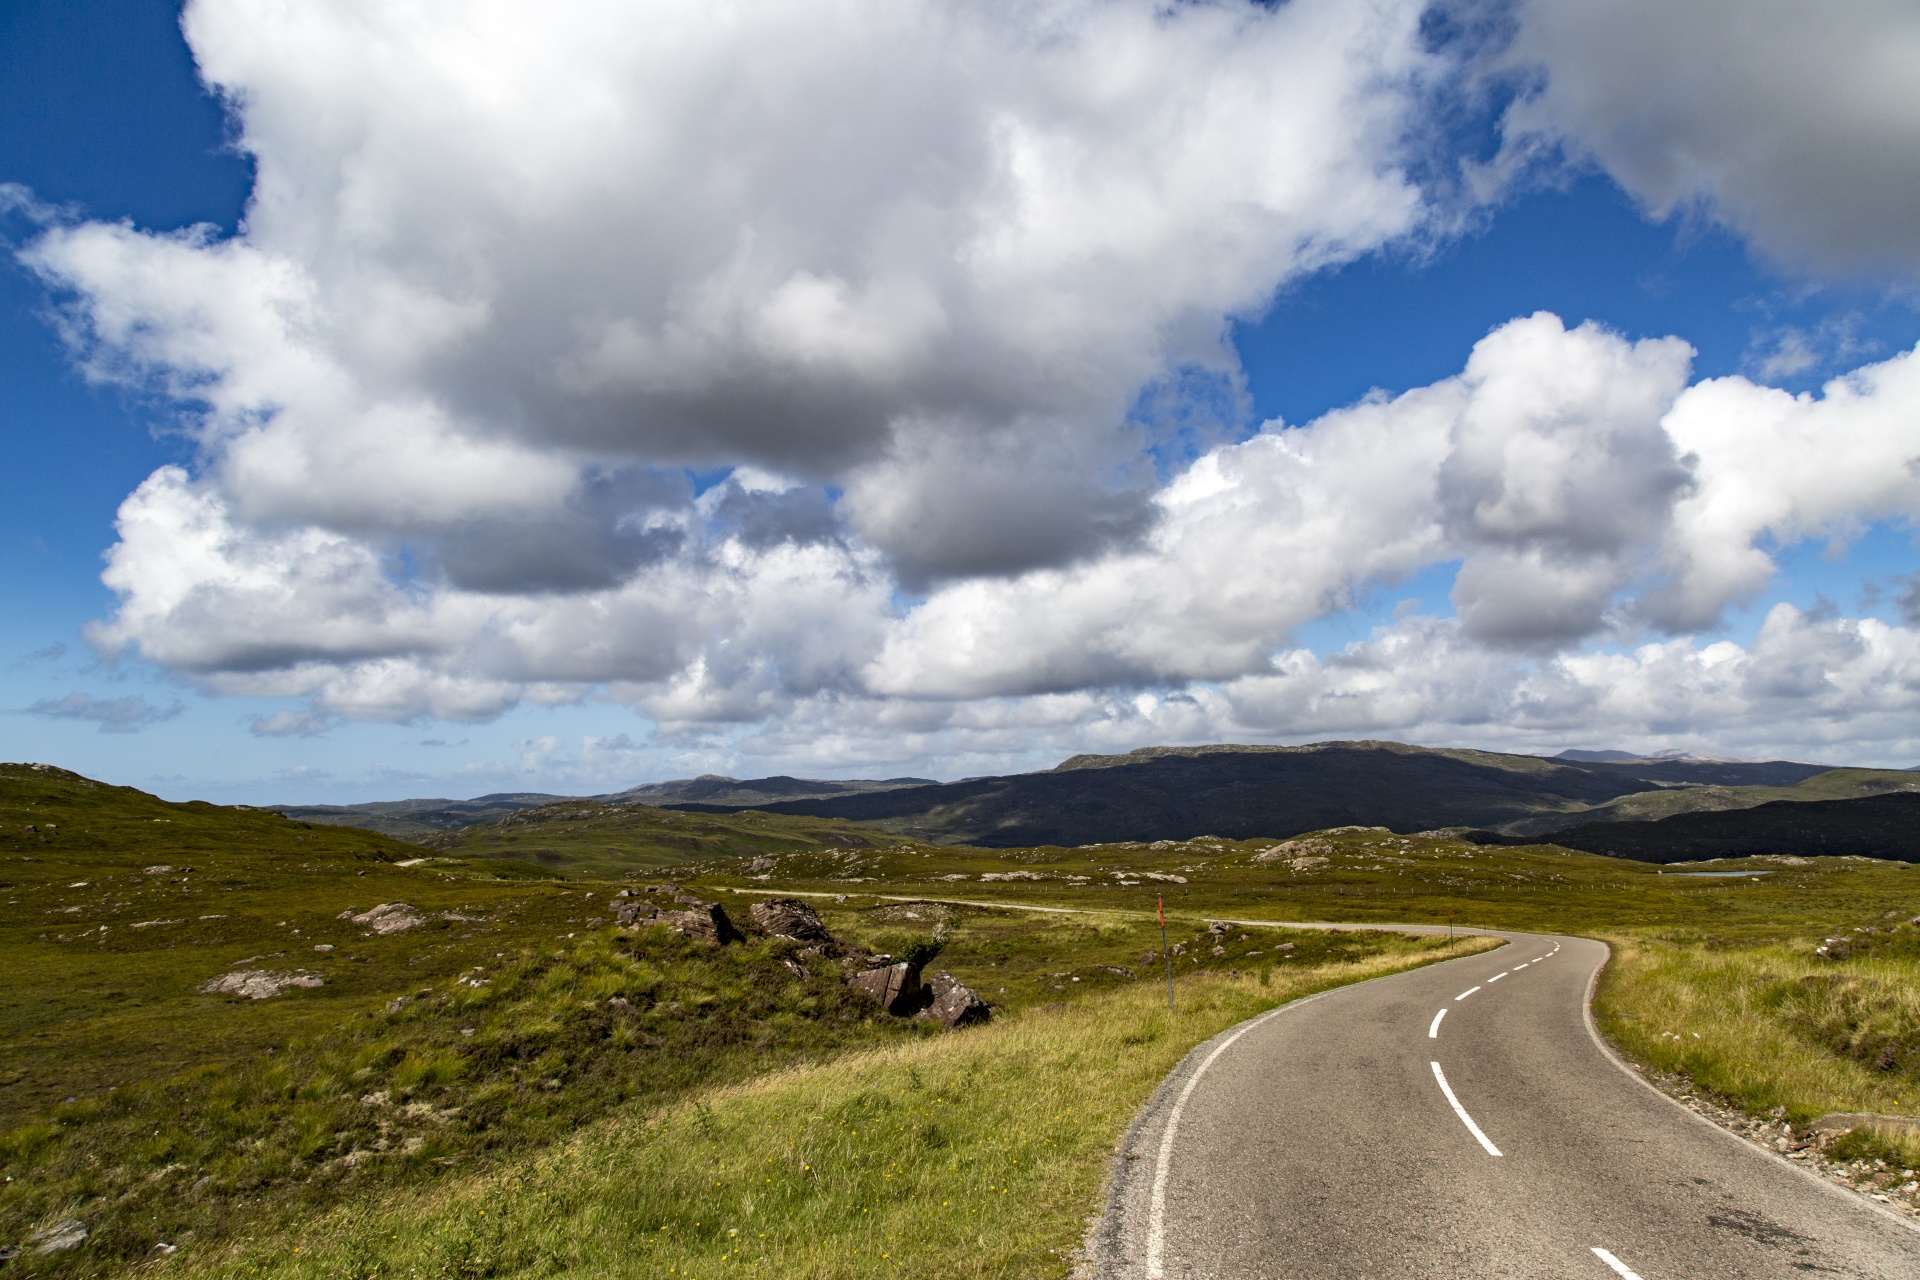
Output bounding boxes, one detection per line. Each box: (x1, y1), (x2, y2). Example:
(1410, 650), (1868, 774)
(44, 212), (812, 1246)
(1449, 906), (1454, 950)
(1159, 895), (1174, 1012)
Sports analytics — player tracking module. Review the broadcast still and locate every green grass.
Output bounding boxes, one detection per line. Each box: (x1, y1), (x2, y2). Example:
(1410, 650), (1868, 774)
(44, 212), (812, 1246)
(418, 802), (924, 878)
(13, 760), (1920, 1276)
(1502, 765), (1920, 835)
(167, 936), (1490, 1280)
(1595, 919), (1920, 1165)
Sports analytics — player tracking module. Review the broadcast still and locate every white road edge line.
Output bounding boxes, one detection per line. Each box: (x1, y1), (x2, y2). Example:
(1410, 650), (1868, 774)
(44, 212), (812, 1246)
(1429, 1008), (1447, 1038)
(1590, 1246), (1644, 1278)
(1456, 985), (1481, 1001)
(1431, 1061), (1503, 1156)
(1145, 1003), (1299, 1278)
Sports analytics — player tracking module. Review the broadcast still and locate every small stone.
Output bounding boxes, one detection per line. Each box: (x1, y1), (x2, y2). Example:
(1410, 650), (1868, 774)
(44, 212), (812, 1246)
(27, 1219), (86, 1255)
(313, 944), (334, 952)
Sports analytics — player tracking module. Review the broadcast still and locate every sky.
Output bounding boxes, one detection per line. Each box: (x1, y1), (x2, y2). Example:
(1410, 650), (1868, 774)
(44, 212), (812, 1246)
(2, 0), (1919, 805)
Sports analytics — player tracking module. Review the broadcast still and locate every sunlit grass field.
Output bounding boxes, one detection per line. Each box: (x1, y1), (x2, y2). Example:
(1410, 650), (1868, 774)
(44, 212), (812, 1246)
(168, 940), (1488, 1280)
(9, 761), (1920, 1275)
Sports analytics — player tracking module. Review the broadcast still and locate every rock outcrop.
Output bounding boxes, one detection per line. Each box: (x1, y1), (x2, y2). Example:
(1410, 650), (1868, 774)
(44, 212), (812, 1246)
(847, 961), (924, 1015)
(919, 971), (990, 1027)
(201, 969), (325, 999)
(656, 900), (743, 945)
(344, 903), (426, 935)
(749, 897), (835, 943)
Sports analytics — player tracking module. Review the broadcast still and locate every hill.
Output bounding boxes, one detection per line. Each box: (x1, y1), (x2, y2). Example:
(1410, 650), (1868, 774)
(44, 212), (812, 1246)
(661, 740), (1839, 847)
(277, 775), (935, 839)
(415, 797), (917, 876)
(1479, 789), (1920, 863)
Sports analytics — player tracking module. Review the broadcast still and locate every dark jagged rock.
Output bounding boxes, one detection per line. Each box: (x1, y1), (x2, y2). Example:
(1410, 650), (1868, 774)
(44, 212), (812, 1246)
(613, 900), (657, 926)
(920, 971), (990, 1027)
(654, 900), (742, 945)
(749, 897), (835, 944)
(847, 961), (924, 1015)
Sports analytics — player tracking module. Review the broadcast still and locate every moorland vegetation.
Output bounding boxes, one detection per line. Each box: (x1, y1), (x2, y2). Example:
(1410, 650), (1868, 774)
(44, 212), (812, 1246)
(6, 758), (1920, 1277)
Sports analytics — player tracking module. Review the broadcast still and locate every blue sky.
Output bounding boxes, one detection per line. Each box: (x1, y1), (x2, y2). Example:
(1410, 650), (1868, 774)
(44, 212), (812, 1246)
(3, 0), (1918, 802)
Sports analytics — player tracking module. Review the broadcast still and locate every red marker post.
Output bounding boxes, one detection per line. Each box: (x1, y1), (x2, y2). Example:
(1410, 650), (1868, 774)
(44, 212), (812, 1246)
(1159, 895), (1174, 1011)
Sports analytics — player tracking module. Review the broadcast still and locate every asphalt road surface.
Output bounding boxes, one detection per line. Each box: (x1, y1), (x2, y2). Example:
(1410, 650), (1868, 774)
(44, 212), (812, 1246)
(1086, 931), (1920, 1279)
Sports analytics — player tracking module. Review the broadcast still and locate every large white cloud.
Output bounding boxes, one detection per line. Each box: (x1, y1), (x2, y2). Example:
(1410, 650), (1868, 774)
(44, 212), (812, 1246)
(20, 0), (1920, 771)
(1501, 0), (1920, 275)
(30, 0), (1441, 584)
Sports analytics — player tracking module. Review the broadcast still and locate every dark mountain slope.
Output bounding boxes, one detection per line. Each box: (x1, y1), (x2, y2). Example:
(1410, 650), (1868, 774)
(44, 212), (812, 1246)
(665, 741), (1676, 847)
(1491, 790), (1920, 863)
(604, 774), (935, 807)
(278, 776), (934, 838)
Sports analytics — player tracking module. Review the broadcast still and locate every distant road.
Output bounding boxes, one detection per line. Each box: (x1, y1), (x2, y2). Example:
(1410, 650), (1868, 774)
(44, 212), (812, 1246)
(1087, 932), (1920, 1279)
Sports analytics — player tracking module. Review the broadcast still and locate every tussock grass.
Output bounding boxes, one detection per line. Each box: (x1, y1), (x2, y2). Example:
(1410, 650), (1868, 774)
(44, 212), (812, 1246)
(175, 936), (1490, 1280)
(1597, 933), (1920, 1141)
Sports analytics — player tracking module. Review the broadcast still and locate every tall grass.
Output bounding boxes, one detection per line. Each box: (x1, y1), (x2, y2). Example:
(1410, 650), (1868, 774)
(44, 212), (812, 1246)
(1597, 931), (1920, 1169)
(176, 936), (1490, 1280)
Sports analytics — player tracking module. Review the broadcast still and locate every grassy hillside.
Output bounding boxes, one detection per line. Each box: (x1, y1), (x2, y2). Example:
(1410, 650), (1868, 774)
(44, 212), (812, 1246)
(279, 776), (939, 840)
(662, 740), (1842, 847)
(414, 799), (918, 877)
(11, 760), (1920, 1276)
(1498, 766), (1920, 836)
(1488, 790), (1920, 862)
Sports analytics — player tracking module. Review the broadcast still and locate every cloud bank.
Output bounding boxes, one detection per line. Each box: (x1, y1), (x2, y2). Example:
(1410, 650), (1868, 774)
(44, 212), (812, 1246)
(15, 0), (1920, 770)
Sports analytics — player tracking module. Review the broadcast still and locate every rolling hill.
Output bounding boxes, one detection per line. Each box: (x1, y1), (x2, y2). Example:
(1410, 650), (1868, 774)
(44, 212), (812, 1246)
(1479, 789), (1920, 863)
(278, 775), (935, 838)
(660, 740), (1844, 847)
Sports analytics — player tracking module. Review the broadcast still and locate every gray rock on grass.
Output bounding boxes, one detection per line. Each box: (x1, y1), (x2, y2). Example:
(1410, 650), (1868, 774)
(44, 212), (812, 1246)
(749, 897), (835, 944)
(848, 961), (924, 1015)
(201, 969), (325, 999)
(27, 1220), (86, 1255)
(655, 900), (742, 945)
(347, 903), (425, 935)
(920, 971), (990, 1028)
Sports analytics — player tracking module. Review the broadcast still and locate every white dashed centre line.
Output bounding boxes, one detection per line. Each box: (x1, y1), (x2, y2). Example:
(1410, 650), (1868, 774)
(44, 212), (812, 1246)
(1591, 1246), (1645, 1278)
(1431, 1061), (1502, 1156)
(1429, 1008), (1447, 1038)
(1487, 972), (1507, 983)
(1455, 986), (1481, 1001)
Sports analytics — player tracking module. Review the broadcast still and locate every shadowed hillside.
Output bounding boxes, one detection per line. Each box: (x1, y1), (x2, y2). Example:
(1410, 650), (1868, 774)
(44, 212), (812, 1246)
(1480, 790), (1920, 863)
(663, 741), (1738, 846)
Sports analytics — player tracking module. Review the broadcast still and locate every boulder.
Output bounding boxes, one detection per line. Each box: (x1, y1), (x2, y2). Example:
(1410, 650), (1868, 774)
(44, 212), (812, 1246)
(920, 971), (990, 1028)
(750, 897), (836, 944)
(350, 903), (425, 935)
(656, 901), (742, 945)
(614, 900), (657, 926)
(202, 969), (325, 999)
(848, 961), (925, 1015)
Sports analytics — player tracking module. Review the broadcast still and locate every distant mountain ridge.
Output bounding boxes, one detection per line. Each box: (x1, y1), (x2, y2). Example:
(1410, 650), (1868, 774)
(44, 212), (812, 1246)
(1473, 791), (1920, 863)
(276, 774), (934, 838)
(661, 740), (1847, 847)
(278, 740), (1915, 850)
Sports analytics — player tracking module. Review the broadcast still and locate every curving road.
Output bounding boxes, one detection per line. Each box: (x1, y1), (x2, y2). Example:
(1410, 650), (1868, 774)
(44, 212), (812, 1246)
(1086, 931), (1920, 1279)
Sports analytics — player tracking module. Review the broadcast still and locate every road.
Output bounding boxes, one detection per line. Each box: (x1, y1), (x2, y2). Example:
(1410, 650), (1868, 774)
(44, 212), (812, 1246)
(1085, 931), (1920, 1279)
